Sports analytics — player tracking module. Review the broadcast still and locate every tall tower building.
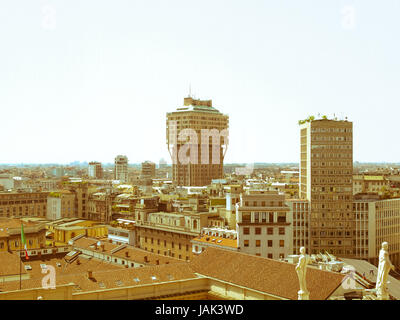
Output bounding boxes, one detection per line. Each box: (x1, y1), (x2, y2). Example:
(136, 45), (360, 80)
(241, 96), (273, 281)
(88, 161), (103, 179)
(299, 118), (354, 257)
(114, 155), (128, 183)
(166, 96), (229, 186)
(141, 161), (156, 178)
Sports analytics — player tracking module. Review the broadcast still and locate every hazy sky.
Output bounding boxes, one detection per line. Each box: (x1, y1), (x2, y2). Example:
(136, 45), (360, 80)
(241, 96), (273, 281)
(1, 0), (399, 164)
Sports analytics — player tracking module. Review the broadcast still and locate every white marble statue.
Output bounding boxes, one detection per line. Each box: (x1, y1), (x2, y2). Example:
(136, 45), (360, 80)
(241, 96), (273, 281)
(376, 242), (395, 300)
(295, 247), (309, 299)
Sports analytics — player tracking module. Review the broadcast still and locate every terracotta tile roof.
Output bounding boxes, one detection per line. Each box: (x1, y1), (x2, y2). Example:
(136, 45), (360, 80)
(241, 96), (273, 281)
(0, 252), (27, 276)
(72, 237), (180, 265)
(189, 247), (346, 300)
(0, 218), (40, 237)
(0, 255), (194, 293)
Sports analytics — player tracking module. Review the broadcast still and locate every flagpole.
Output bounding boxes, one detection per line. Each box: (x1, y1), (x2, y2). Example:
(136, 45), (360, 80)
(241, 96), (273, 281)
(19, 233), (22, 290)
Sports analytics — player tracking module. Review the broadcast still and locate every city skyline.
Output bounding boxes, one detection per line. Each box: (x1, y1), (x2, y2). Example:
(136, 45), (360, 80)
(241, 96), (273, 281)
(1, 1), (400, 164)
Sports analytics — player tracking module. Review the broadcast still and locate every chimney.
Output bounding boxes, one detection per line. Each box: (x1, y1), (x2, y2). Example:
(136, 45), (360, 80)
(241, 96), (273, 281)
(125, 251), (129, 258)
(76, 259), (81, 265)
(144, 256), (149, 263)
(101, 244), (105, 252)
(87, 270), (93, 279)
(156, 260), (159, 265)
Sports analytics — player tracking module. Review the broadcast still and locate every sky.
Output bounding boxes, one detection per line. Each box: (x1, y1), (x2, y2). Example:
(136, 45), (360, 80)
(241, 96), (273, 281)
(1, 0), (400, 165)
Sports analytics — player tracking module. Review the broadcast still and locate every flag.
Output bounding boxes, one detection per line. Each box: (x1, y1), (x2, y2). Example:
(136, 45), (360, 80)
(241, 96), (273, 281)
(21, 223), (29, 260)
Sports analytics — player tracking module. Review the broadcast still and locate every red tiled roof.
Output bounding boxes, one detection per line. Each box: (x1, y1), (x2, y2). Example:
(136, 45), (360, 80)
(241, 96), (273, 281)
(189, 247), (346, 300)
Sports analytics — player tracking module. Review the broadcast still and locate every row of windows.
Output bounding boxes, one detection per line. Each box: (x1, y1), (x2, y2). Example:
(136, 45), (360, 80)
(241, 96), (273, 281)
(243, 239), (285, 248)
(243, 201), (283, 207)
(143, 237), (190, 251)
(311, 127), (352, 133)
(243, 227), (286, 235)
(144, 247), (190, 260)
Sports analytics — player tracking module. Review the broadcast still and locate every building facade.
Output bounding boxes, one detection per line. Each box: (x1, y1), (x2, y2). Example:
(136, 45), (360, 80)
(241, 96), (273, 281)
(141, 161), (156, 179)
(286, 199), (310, 255)
(0, 192), (48, 218)
(46, 191), (75, 221)
(114, 155), (128, 183)
(236, 190), (292, 259)
(353, 197), (400, 266)
(166, 96), (229, 186)
(299, 118), (354, 256)
(88, 162), (103, 179)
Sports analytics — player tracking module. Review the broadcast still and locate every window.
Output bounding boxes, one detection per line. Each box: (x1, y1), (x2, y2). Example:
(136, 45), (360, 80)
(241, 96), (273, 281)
(242, 213), (251, 223)
(244, 240), (249, 247)
(255, 227), (261, 235)
(279, 240), (285, 247)
(256, 240), (261, 247)
(243, 227), (250, 235)
(268, 240), (273, 247)
(269, 213), (274, 223)
(268, 253), (273, 259)
(267, 228), (273, 235)
(279, 228), (285, 235)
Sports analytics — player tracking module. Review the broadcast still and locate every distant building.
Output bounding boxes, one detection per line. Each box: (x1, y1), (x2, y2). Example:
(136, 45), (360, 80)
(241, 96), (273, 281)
(53, 167), (65, 178)
(141, 161), (156, 178)
(88, 162), (103, 179)
(159, 158), (168, 169)
(166, 96), (229, 186)
(114, 155), (128, 183)
(0, 174), (14, 190)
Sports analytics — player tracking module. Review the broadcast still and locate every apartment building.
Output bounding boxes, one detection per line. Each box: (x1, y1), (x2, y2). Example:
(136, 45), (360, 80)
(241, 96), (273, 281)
(299, 118), (354, 256)
(141, 161), (156, 178)
(114, 155), (128, 183)
(236, 190), (292, 259)
(88, 162), (103, 179)
(166, 96), (229, 186)
(0, 191), (49, 218)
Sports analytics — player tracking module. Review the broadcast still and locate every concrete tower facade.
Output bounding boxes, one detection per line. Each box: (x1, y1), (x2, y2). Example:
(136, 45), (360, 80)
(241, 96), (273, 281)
(299, 118), (354, 256)
(114, 155), (128, 183)
(166, 97), (229, 186)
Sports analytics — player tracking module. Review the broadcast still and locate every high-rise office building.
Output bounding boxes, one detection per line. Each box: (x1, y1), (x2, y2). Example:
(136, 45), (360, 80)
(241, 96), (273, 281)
(166, 96), (229, 186)
(88, 161), (103, 179)
(141, 161), (156, 178)
(299, 118), (354, 256)
(114, 155), (128, 183)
